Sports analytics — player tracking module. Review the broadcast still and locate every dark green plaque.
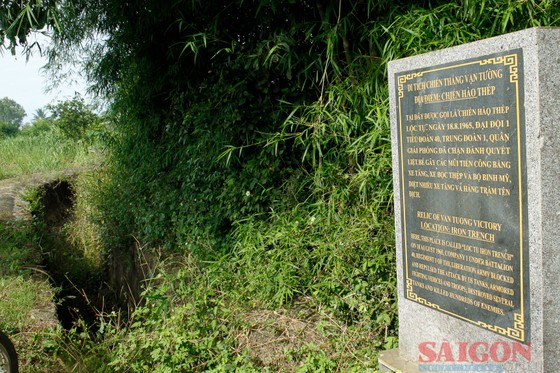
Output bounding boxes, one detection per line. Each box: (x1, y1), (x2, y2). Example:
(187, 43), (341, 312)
(395, 49), (529, 342)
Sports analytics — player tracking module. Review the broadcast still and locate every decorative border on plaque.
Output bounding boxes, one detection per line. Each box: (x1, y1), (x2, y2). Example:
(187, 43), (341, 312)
(479, 54), (518, 83)
(406, 279), (441, 310)
(474, 312), (524, 340)
(396, 49), (528, 342)
(395, 54), (519, 97)
(397, 73), (423, 98)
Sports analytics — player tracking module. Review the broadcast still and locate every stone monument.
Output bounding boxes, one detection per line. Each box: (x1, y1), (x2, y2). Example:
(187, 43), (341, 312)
(380, 27), (560, 372)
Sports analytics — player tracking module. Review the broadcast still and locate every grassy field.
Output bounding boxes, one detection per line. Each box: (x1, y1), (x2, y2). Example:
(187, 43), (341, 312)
(0, 130), (99, 181)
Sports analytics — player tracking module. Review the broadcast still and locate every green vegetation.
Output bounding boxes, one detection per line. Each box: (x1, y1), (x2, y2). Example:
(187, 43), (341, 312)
(0, 131), (89, 180)
(0, 97), (26, 137)
(0, 96), (103, 180)
(0, 221), (46, 333)
(0, 220), (60, 371)
(0, 0), (559, 371)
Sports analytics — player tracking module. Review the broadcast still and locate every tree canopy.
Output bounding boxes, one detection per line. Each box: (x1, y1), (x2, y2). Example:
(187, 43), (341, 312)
(47, 96), (101, 140)
(0, 97), (26, 136)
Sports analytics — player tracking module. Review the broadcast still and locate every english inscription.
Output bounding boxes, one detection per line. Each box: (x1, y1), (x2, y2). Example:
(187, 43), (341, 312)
(396, 50), (529, 342)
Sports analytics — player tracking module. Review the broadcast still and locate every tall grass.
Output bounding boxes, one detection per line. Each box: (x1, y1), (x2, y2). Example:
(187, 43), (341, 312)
(0, 130), (97, 180)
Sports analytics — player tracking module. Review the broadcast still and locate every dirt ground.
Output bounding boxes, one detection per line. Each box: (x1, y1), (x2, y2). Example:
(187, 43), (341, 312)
(0, 170), (83, 221)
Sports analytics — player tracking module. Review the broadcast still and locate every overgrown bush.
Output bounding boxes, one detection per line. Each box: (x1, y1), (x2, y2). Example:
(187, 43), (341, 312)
(48, 96), (105, 143)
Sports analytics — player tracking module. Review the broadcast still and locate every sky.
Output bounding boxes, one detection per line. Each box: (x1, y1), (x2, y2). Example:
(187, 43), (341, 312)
(0, 48), (87, 123)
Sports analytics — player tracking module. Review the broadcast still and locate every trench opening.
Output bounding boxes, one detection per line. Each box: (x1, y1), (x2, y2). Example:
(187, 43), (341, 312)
(31, 178), (143, 331)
